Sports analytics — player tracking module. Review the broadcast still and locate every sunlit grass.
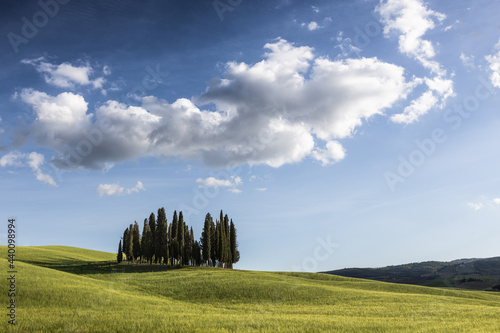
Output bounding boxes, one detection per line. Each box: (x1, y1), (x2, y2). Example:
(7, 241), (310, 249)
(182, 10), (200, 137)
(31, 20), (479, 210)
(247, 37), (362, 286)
(1, 246), (499, 332)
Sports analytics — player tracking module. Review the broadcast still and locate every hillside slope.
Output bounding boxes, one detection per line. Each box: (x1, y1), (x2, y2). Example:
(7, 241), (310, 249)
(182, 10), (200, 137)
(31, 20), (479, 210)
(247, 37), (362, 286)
(2, 246), (500, 332)
(323, 257), (500, 290)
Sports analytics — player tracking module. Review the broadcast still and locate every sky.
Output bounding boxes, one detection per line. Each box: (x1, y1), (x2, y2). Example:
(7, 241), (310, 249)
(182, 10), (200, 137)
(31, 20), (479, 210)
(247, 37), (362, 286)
(1, 0), (500, 272)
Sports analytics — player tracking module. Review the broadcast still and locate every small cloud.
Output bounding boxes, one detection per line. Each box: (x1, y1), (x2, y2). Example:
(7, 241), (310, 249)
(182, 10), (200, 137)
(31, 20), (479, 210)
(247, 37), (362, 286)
(460, 53), (475, 69)
(311, 141), (346, 166)
(493, 198), (500, 205)
(27, 152), (57, 187)
(255, 188), (267, 192)
(0, 150), (57, 186)
(21, 57), (108, 94)
(96, 181), (145, 196)
(0, 151), (25, 167)
(307, 21), (320, 31)
(196, 176), (242, 193)
(467, 202), (483, 211)
(196, 177), (233, 188)
(485, 38), (500, 88)
(312, 6), (319, 13)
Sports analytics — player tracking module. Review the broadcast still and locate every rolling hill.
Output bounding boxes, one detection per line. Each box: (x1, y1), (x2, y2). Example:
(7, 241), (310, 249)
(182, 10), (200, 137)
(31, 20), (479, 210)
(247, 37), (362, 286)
(2, 246), (500, 332)
(322, 257), (500, 291)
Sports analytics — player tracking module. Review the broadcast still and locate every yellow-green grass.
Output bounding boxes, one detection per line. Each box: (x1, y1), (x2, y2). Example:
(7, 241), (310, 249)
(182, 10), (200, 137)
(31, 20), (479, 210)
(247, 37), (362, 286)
(1, 246), (500, 332)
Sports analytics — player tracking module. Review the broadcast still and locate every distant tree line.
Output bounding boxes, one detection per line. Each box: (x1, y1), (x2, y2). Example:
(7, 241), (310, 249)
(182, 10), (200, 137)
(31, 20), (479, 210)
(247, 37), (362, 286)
(117, 208), (239, 268)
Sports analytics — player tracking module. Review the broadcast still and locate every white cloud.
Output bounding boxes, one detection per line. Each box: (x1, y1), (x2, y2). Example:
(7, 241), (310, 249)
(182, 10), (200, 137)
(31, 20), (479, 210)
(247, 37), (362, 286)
(460, 53), (475, 69)
(17, 39), (421, 170)
(311, 141), (346, 166)
(255, 187), (267, 191)
(0, 151), (25, 167)
(485, 39), (500, 88)
(197, 176), (242, 194)
(21, 58), (107, 93)
(96, 181), (145, 196)
(196, 177), (233, 188)
(197, 176), (242, 188)
(494, 198), (500, 205)
(312, 6), (319, 13)
(308, 22), (320, 31)
(0, 150), (57, 186)
(377, 0), (445, 74)
(467, 202), (483, 211)
(377, 0), (454, 124)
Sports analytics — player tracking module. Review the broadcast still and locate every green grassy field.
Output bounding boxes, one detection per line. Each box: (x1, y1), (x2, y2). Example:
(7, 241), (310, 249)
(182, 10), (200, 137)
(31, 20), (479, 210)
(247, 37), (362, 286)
(2, 246), (500, 332)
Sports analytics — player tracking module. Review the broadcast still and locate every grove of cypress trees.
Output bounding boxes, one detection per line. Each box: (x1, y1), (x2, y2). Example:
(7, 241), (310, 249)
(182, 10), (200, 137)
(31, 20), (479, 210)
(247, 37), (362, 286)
(116, 209), (239, 268)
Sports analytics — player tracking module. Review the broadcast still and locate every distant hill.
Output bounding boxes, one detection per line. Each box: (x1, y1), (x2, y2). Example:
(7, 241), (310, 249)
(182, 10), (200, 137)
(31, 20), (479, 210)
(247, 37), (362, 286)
(322, 257), (500, 291)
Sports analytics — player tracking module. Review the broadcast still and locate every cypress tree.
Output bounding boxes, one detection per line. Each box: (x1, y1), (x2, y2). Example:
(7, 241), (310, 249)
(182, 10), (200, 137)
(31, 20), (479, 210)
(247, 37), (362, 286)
(229, 219), (239, 268)
(148, 213), (156, 263)
(185, 225), (193, 266)
(201, 213), (212, 266)
(157, 207), (168, 265)
(193, 240), (201, 266)
(223, 214), (231, 267)
(210, 219), (216, 267)
(126, 224), (134, 261)
(141, 219), (147, 263)
(132, 221), (141, 262)
(178, 211), (185, 266)
(142, 219), (153, 264)
(117, 239), (123, 263)
(171, 211), (178, 264)
(216, 220), (222, 267)
(122, 228), (130, 262)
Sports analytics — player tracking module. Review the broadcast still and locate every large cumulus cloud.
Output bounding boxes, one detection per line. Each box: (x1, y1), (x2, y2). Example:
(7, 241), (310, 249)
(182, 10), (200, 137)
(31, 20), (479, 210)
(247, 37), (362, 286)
(18, 39), (414, 170)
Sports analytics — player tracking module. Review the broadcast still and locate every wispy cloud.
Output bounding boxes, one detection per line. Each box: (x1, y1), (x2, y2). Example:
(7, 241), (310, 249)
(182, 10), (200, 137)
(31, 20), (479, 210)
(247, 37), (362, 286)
(0, 151), (57, 186)
(467, 202), (483, 211)
(197, 176), (242, 193)
(377, 0), (454, 124)
(96, 181), (145, 196)
(485, 39), (500, 88)
(21, 57), (109, 94)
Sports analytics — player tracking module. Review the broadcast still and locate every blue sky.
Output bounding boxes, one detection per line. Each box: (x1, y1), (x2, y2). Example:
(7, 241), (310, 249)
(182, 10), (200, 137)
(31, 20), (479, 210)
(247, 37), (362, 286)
(1, 0), (500, 272)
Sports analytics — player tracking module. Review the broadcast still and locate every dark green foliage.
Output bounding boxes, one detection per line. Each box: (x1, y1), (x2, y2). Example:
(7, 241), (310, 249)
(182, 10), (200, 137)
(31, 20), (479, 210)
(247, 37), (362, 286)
(209, 218), (216, 267)
(178, 211), (185, 266)
(148, 213), (156, 263)
(132, 221), (141, 262)
(117, 240), (123, 263)
(156, 207), (168, 265)
(201, 213), (212, 266)
(122, 228), (130, 261)
(192, 240), (202, 266)
(230, 219), (239, 268)
(141, 219), (153, 264)
(171, 211), (178, 265)
(125, 225), (134, 261)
